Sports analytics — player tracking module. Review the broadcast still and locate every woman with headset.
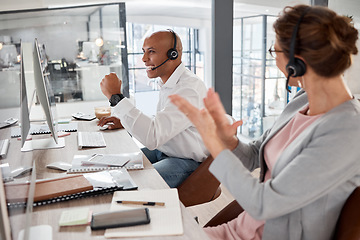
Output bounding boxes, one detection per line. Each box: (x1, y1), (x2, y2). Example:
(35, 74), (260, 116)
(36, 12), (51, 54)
(170, 4), (359, 240)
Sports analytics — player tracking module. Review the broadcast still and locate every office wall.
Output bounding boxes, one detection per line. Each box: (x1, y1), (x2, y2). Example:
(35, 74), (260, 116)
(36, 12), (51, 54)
(344, 38), (360, 95)
(1, 21), (87, 62)
(328, 0), (360, 94)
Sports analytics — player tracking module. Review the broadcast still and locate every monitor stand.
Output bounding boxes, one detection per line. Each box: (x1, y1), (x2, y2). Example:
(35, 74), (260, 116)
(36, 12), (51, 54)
(21, 138), (65, 152)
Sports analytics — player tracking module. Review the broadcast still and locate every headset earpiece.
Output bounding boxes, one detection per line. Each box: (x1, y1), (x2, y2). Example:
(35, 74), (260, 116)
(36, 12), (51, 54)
(285, 7), (310, 92)
(167, 48), (178, 60)
(167, 29), (178, 60)
(286, 57), (306, 77)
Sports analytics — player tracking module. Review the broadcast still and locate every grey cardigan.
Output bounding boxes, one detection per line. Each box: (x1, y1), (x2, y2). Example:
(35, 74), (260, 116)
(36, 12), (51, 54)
(209, 90), (360, 240)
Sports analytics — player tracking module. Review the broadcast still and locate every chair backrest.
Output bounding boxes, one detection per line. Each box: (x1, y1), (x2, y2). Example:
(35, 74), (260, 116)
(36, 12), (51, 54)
(334, 186), (360, 240)
(204, 199), (243, 227)
(177, 155), (221, 207)
(205, 186), (360, 236)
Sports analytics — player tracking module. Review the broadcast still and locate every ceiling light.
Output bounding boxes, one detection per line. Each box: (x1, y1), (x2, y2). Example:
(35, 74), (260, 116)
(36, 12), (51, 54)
(95, 38), (104, 47)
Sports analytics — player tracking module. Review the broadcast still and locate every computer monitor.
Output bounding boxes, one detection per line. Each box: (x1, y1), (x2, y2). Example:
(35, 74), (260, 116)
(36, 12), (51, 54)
(33, 39), (58, 143)
(0, 170), (11, 240)
(20, 39), (65, 151)
(20, 41), (31, 148)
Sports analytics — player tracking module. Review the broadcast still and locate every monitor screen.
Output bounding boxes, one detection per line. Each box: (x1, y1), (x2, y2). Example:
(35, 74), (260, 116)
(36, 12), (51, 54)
(33, 39), (58, 144)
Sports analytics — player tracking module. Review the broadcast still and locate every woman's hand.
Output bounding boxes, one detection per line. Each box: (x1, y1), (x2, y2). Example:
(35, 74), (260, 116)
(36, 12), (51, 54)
(169, 93), (225, 158)
(204, 88), (242, 150)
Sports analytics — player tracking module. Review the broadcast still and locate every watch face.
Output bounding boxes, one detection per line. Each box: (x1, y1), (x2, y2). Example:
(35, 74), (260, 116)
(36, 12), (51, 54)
(112, 95), (120, 102)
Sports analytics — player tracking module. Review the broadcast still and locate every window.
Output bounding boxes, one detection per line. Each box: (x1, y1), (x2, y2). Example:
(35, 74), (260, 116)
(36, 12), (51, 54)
(233, 15), (286, 139)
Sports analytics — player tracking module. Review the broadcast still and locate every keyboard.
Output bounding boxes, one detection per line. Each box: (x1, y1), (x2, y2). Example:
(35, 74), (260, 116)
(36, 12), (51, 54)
(77, 132), (106, 149)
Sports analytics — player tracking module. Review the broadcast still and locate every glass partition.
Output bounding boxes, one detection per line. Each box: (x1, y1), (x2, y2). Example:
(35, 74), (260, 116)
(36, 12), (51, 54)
(0, 3), (129, 107)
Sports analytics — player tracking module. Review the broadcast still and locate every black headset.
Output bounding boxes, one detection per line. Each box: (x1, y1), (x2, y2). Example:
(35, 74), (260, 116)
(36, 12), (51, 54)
(285, 8), (310, 92)
(151, 29), (178, 70)
(167, 29), (178, 60)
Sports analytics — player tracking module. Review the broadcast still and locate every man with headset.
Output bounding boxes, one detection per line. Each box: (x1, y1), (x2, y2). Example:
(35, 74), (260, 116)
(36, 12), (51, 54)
(98, 30), (209, 188)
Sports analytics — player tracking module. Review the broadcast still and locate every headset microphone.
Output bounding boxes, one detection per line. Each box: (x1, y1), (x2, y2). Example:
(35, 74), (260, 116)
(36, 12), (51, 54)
(151, 58), (170, 70)
(285, 8), (310, 93)
(151, 29), (178, 71)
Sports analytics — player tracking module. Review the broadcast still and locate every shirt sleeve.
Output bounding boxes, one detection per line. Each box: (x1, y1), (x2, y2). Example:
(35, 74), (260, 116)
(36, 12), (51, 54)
(112, 87), (204, 150)
(232, 128), (271, 171)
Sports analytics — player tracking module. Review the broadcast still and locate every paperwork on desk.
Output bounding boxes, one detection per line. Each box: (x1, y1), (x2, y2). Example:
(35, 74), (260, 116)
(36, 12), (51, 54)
(104, 188), (183, 238)
(84, 169), (138, 190)
(67, 152), (144, 173)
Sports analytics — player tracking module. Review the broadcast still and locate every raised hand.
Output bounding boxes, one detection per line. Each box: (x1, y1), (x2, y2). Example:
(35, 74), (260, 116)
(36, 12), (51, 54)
(204, 88), (242, 150)
(169, 94), (226, 158)
(100, 73), (122, 99)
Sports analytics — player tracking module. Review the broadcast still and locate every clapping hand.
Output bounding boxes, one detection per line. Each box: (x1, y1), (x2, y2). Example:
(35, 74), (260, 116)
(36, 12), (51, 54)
(169, 88), (242, 158)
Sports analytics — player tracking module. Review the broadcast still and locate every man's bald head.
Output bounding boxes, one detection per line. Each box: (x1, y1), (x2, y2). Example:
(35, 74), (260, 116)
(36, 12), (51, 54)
(147, 30), (183, 58)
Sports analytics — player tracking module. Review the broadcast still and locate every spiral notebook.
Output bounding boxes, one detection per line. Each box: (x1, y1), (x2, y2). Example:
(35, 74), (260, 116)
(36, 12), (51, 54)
(7, 185), (123, 209)
(67, 153), (144, 173)
(6, 169), (138, 209)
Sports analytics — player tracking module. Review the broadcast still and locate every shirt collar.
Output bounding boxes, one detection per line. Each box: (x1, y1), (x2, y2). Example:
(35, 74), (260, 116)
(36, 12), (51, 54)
(158, 62), (185, 88)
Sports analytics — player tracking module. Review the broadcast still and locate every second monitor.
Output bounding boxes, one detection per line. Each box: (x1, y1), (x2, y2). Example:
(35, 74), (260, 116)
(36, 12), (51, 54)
(20, 39), (65, 151)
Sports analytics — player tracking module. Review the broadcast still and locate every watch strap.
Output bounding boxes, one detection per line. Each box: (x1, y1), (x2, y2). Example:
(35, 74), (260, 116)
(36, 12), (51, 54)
(109, 94), (125, 107)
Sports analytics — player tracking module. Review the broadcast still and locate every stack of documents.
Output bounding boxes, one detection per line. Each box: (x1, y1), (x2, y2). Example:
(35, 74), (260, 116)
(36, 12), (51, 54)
(67, 152), (144, 173)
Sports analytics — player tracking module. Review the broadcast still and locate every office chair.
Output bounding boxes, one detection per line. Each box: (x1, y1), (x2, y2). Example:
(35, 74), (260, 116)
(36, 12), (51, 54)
(177, 155), (222, 207)
(334, 186), (360, 240)
(204, 186), (360, 240)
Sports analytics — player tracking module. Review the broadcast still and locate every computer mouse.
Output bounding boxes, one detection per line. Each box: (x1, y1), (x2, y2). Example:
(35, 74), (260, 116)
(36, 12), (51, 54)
(99, 124), (109, 131)
(11, 166), (33, 178)
(46, 161), (72, 171)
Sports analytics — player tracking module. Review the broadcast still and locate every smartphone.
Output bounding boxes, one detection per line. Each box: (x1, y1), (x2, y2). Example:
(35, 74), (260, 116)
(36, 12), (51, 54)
(90, 208), (150, 230)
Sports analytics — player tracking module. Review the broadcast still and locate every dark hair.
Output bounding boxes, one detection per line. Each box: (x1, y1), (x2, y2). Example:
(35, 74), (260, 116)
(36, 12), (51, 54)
(274, 4), (358, 77)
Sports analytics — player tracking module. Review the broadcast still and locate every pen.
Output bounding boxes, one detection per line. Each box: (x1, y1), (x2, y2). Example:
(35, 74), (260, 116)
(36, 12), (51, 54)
(116, 200), (165, 206)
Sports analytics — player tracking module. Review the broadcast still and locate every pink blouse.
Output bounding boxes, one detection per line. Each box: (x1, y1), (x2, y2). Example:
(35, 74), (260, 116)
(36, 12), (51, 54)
(204, 106), (322, 240)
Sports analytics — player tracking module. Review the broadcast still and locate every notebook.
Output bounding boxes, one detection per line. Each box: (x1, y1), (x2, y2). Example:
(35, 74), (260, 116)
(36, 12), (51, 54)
(83, 169), (138, 191)
(11, 122), (78, 138)
(6, 169), (137, 209)
(67, 153), (144, 173)
(4, 175), (93, 203)
(7, 186), (123, 209)
(104, 189), (183, 238)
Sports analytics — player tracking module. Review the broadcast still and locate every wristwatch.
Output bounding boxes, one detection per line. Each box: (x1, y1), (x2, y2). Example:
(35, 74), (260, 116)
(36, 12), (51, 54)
(109, 93), (125, 107)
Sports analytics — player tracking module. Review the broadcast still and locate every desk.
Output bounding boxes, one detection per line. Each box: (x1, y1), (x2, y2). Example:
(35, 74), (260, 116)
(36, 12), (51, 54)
(1, 120), (209, 240)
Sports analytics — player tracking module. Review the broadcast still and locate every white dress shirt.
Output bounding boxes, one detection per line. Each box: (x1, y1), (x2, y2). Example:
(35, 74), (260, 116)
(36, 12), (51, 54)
(113, 62), (209, 162)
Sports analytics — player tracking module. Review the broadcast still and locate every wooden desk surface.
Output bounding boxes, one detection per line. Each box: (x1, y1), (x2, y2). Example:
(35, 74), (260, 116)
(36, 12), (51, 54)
(1, 120), (209, 240)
